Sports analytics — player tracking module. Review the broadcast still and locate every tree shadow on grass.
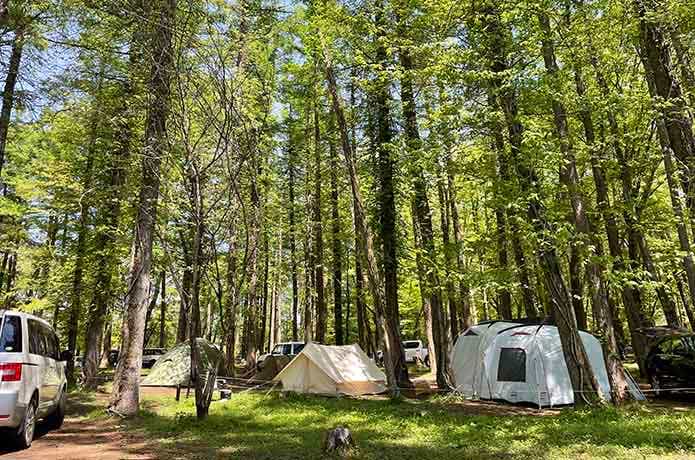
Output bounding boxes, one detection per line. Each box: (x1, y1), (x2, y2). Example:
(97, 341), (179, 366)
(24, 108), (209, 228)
(127, 393), (695, 460)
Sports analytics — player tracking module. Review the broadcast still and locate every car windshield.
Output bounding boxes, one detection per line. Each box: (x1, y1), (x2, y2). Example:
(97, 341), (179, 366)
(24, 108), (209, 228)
(0, 314), (22, 353)
(404, 341), (420, 349)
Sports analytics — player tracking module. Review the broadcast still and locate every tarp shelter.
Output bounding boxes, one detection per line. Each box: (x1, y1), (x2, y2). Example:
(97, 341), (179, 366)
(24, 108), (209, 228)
(273, 343), (386, 396)
(142, 338), (222, 387)
(451, 322), (642, 407)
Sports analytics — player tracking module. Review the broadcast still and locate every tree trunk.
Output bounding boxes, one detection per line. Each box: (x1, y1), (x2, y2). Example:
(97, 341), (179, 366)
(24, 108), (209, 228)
(446, 160), (472, 329)
(411, 201), (438, 377)
(483, 5), (601, 403)
(313, 104), (327, 344)
(539, 11), (627, 401)
(223, 223), (239, 376)
(353, 206), (369, 354)
(244, 162), (262, 369)
(589, 53), (649, 372)
(330, 131), (344, 345)
(143, 270), (163, 348)
(321, 33), (410, 391)
(438, 180), (461, 334)
(489, 98), (537, 319)
(569, 245), (587, 330)
(288, 123), (299, 341)
(159, 273), (166, 348)
(373, 0), (410, 391)
(259, 234), (269, 351)
(637, 0), (695, 225)
(177, 231), (193, 343)
(399, 43), (449, 388)
(0, 25), (23, 179)
(494, 206), (512, 320)
(68, 77), (103, 387)
(109, 0), (176, 416)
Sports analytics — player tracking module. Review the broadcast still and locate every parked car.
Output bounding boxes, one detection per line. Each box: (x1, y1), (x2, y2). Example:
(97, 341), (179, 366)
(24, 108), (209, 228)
(256, 342), (305, 370)
(646, 333), (695, 395)
(377, 340), (430, 367)
(403, 340), (429, 367)
(0, 310), (69, 449)
(141, 348), (167, 369)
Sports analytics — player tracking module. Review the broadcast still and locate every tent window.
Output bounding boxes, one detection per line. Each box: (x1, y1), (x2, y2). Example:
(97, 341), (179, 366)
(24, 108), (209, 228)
(497, 348), (526, 382)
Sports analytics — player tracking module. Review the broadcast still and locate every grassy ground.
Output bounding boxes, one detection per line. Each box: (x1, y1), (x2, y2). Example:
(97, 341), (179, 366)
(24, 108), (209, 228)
(113, 390), (695, 460)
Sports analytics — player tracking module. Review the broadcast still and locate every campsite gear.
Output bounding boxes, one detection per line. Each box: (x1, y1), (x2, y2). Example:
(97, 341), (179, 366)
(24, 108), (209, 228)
(273, 343), (386, 396)
(142, 338), (222, 387)
(450, 322), (642, 406)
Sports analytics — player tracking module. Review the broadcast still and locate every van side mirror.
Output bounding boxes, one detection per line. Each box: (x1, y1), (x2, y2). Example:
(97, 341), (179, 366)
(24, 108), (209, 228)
(60, 350), (73, 362)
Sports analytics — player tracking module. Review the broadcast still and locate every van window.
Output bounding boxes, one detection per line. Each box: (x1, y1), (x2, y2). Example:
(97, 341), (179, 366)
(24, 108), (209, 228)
(497, 348), (526, 382)
(41, 324), (60, 360)
(28, 319), (45, 356)
(0, 315), (22, 352)
(403, 341), (420, 349)
(293, 344), (305, 354)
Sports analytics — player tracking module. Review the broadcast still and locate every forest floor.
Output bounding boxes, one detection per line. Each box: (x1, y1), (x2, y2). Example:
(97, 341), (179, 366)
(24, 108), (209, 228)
(3, 385), (695, 460)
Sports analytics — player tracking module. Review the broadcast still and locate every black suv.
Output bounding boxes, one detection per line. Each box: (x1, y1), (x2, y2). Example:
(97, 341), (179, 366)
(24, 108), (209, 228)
(646, 333), (695, 395)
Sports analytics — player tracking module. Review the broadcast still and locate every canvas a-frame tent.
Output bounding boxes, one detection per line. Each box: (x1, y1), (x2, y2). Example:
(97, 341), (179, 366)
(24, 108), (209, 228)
(451, 322), (642, 407)
(273, 343), (387, 396)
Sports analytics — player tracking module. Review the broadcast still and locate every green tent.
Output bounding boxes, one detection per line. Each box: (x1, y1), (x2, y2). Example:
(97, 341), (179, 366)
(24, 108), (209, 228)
(142, 338), (223, 386)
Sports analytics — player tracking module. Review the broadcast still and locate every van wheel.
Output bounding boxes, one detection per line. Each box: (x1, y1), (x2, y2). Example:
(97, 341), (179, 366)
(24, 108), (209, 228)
(13, 397), (37, 449)
(424, 355), (430, 368)
(46, 388), (66, 430)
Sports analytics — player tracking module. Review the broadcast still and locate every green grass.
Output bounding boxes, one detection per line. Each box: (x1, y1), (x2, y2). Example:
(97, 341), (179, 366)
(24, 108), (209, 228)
(117, 391), (695, 460)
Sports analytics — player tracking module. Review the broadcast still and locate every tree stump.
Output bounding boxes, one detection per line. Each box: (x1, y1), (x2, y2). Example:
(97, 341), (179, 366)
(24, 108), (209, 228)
(323, 426), (354, 453)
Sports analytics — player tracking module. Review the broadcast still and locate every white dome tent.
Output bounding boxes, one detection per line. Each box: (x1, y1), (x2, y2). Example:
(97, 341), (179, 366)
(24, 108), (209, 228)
(451, 321), (642, 407)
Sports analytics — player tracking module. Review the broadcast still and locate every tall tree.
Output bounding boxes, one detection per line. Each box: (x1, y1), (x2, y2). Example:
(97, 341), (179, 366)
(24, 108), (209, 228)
(109, 0), (176, 416)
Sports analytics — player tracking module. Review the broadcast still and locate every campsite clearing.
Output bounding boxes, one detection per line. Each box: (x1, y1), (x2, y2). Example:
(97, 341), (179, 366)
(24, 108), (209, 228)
(8, 387), (695, 460)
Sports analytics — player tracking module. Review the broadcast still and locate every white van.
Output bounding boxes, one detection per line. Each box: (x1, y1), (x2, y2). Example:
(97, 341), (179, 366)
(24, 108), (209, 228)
(0, 310), (68, 448)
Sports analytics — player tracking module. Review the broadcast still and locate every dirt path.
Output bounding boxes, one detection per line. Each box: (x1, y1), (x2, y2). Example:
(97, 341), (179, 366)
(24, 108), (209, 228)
(0, 391), (155, 460)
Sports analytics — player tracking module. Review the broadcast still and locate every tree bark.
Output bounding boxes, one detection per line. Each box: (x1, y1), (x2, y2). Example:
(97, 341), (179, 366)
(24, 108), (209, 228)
(446, 160), (473, 328)
(489, 99), (537, 319)
(636, 0), (695, 225)
(482, 4), (601, 403)
(223, 222), (239, 376)
(539, 11), (627, 400)
(68, 76), (103, 387)
(399, 41), (449, 387)
(321, 34), (410, 391)
(259, 233), (269, 350)
(177, 230), (193, 343)
(109, 0), (176, 416)
(411, 201), (438, 377)
(288, 122), (299, 341)
(329, 130), (343, 345)
(159, 273), (166, 348)
(0, 25), (23, 179)
(313, 104), (327, 344)
(373, 0), (410, 391)
(589, 53), (649, 373)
